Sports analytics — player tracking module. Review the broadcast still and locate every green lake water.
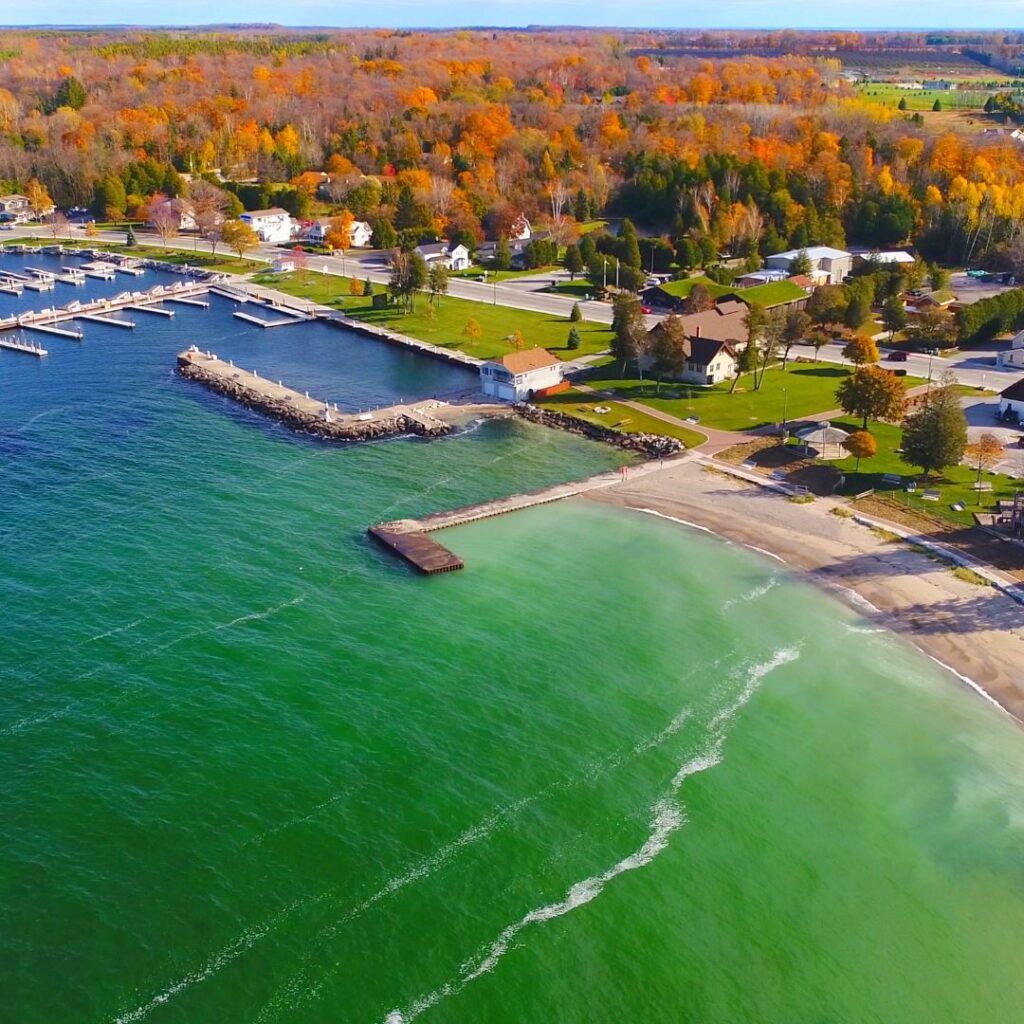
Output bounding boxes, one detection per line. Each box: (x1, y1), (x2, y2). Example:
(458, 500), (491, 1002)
(2, 286), (1024, 1023)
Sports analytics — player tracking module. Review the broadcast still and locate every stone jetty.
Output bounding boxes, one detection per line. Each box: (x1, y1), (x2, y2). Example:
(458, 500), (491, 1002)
(177, 347), (453, 442)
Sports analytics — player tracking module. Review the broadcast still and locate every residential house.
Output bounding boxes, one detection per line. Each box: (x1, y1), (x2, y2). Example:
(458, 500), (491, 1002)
(480, 348), (564, 402)
(764, 246), (853, 285)
(303, 218), (373, 248)
(415, 242), (471, 271)
(999, 378), (1024, 418)
(644, 321), (738, 385)
(239, 208), (294, 245)
(998, 331), (1024, 371)
(0, 194), (31, 223)
(909, 289), (957, 311)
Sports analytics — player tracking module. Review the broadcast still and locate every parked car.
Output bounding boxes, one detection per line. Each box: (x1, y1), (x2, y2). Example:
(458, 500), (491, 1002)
(887, 350), (909, 361)
(640, 305), (653, 314)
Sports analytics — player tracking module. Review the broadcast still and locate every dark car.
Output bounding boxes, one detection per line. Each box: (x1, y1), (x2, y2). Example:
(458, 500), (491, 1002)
(887, 350), (909, 362)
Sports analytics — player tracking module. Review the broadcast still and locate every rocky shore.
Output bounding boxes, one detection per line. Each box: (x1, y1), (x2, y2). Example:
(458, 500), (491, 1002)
(515, 403), (682, 458)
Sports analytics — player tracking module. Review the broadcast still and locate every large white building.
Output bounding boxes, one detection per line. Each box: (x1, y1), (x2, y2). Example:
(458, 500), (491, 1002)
(997, 330), (1024, 371)
(765, 246), (853, 285)
(480, 348), (563, 402)
(239, 207), (294, 244)
(0, 194), (31, 223)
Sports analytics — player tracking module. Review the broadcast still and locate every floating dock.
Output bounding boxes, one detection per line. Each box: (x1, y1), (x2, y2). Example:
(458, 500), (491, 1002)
(77, 313), (135, 329)
(25, 322), (82, 340)
(233, 310), (306, 328)
(0, 336), (47, 357)
(165, 296), (209, 308)
(128, 304), (174, 317)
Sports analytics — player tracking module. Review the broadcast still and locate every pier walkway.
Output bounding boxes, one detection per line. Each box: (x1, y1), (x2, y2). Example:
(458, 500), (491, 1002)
(369, 456), (693, 574)
(0, 281), (210, 335)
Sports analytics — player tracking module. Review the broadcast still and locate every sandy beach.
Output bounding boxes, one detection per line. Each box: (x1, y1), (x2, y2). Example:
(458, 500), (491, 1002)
(585, 459), (1024, 723)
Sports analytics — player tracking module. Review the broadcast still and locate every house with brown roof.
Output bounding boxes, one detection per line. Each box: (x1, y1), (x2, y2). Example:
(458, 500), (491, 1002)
(645, 322), (738, 385)
(480, 347), (564, 402)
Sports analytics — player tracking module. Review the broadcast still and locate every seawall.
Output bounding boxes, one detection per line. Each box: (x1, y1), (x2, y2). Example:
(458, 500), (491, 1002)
(177, 348), (452, 442)
(515, 403), (683, 458)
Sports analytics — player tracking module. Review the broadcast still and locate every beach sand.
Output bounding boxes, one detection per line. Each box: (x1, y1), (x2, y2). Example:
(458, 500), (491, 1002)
(585, 459), (1024, 723)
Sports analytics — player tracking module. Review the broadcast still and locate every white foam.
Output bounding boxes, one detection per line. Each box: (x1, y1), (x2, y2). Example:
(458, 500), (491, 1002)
(743, 543), (786, 564)
(633, 507), (716, 535)
(723, 576), (780, 610)
(85, 619), (143, 644)
(923, 652), (1017, 720)
(381, 646), (801, 1024)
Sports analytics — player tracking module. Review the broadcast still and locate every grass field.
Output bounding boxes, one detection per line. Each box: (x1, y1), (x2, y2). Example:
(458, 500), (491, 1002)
(450, 265), (559, 282)
(255, 271), (613, 361)
(580, 362), (862, 431)
(828, 418), (1023, 526)
(536, 388), (706, 447)
(856, 83), (995, 110)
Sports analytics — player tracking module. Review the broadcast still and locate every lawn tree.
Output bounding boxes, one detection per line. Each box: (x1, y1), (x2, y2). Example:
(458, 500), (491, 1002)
(427, 262), (449, 307)
(48, 210), (68, 239)
(462, 318), (482, 345)
(907, 308), (956, 350)
(610, 291), (648, 376)
(781, 309), (812, 369)
(650, 315), (687, 392)
(807, 284), (848, 328)
(835, 365), (907, 429)
(189, 180), (229, 252)
(363, 278), (373, 297)
(842, 334), (880, 365)
(147, 195), (181, 246)
(808, 326), (831, 362)
(685, 282), (714, 313)
(325, 209), (355, 252)
(882, 295), (908, 339)
(125, 225), (137, 247)
(349, 278), (364, 296)
(84, 220), (100, 240)
(567, 326), (581, 350)
(494, 236), (512, 271)
(389, 249), (428, 311)
(24, 178), (52, 220)
(842, 429), (877, 472)
(220, 218), (259, 262)
(564, 244), (583, 280)
(510, 328), (526, 351)
(372, 218), (397, 250)
(569, 302), (582, 322)
(965, 431), (1005, 502)
(901, 375), (968, 477)
(734, 304), (765, 393)
(929, 265), (951, 291)
(757, 308), (786, 390)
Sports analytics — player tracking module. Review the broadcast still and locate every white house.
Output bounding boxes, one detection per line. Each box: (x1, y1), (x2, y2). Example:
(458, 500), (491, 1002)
(999, 378), (1024, 418)
(303, 218), (373, 248)
(644, 322), (738, 385)
(480, 348), (563, 402)
(0, 194), (31, 223)
(997, 331), (1024, 371)
(239, 207), (294, 245)
(271, 257), (296, 273)
(415, 242), (471, 271)
(765, 246), (853, 285)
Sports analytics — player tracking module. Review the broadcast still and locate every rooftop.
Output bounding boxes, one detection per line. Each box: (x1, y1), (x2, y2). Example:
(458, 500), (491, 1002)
(242, 207), (290, 218)
(769, 246), (851, 262)
(1000, 378), (1024, 402)
(496, 348), (562, 374)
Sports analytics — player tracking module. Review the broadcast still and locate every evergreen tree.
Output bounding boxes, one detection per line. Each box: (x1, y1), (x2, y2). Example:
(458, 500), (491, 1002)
(901, 376), (968, 477)
(569, 302), (583, 322)
(932, 98), (942, 112)
(125, 225), (137, 247)
(52, 74), (86, 111)
(564, 244), (583, 280)
(494, 236), (512, 271)
(618, 218), (642, 269)
(898, 98), (908, 111)
(363, 278), (373, 297)
(567, 326), (581, 350)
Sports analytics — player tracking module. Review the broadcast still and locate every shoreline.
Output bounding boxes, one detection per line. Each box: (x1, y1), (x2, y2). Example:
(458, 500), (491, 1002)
(583, 460), (1024, 724)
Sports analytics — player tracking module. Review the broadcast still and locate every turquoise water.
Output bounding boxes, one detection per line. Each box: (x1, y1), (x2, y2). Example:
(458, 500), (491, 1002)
(3, 266), (1024, 1023)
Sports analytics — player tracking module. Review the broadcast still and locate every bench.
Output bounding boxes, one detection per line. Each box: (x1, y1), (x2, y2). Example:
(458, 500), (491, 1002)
(922, 489), (941, 501)
(972, 482), (993, 492)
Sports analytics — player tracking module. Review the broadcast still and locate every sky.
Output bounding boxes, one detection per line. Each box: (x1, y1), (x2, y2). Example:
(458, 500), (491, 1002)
(3, 0), (1023, 30)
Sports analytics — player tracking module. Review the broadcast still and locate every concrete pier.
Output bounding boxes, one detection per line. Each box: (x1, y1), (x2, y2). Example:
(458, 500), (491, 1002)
(128, 304), (174, 317)
(26, 322), (82, 340)
(368, 523), (465, 574)
(233, 310), (308, 328)
(77, 313), (136, 329)
(177, 347), (453, 442)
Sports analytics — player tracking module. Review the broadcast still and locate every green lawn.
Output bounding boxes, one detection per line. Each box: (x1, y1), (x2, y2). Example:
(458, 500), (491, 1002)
(256, 271), (613, 361)
(450, 265), (559, 282)
(537, 388), (706, 447)
(544, 280), (594, 298)
(826, 419), (1023, 526)
(741, 280), (808, 307)
(654, 275), (735, 301)
(580, 362), (865, 431)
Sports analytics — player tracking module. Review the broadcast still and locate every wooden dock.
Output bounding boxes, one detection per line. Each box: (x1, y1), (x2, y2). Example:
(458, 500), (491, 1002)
(368, 522), (465, 574)
(233, 310), (307, 328)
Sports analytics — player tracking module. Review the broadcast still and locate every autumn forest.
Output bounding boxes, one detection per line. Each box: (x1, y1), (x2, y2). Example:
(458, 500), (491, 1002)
(2, 29), (1024, 272)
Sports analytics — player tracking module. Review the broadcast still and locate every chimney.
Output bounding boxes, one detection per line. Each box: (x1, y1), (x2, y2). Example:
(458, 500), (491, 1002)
(695, 324), (701, 337)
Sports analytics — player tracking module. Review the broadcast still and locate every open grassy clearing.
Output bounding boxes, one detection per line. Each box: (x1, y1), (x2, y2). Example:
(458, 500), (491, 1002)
(580, 362), (869, 432)
(537, 388), (705, 447)
(255, 271), (613, 361)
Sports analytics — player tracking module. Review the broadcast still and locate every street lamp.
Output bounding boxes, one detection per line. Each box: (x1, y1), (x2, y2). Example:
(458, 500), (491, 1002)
(781, 387), (789, 437)
(602, 258), (608, 290)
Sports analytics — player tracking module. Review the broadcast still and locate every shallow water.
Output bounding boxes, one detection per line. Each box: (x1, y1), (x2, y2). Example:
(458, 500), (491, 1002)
(2, 259), (1023, 1023)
